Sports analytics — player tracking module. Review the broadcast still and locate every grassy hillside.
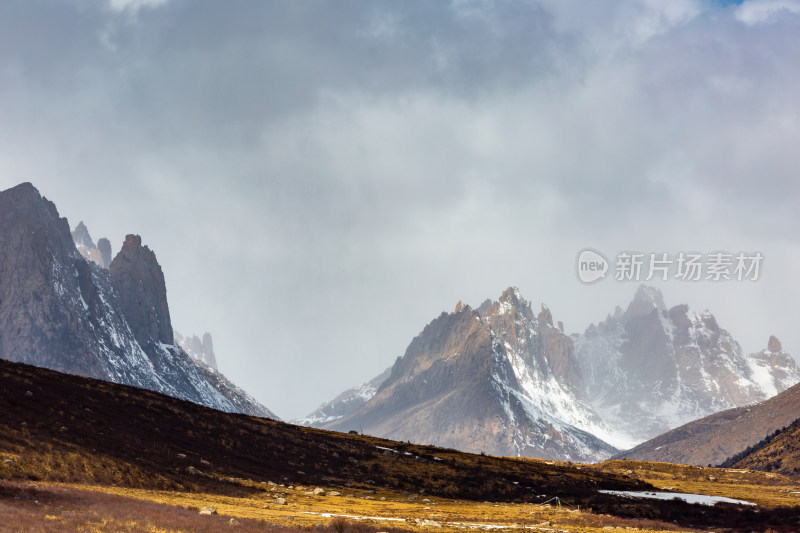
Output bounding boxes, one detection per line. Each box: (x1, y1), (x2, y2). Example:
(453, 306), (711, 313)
(723, 417), (800, 478)
(617, 381), (800, 466)
(3, 357), (800, 531)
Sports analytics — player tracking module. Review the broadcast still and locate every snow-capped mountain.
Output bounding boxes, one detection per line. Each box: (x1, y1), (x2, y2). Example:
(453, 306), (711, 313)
(321, 288), (618, 462)
(307, 284), (799, 461)
(572, 285), (800, 446)
(0, 182), (275, 419)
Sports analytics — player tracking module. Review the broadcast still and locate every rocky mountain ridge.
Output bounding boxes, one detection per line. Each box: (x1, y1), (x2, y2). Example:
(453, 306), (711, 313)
(306, 285), (799, 462)
(573, 285), (800, 445)
(322, 288), (618, 462)
(0, 182), (275, 419)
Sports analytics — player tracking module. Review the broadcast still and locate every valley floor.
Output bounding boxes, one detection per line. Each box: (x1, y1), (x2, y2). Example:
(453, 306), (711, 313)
(3, 460), (800, 533)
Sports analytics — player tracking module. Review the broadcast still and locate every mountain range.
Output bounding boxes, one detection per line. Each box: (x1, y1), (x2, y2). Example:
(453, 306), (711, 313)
(0, 182), (275, 420)
(300, 285), (800, 462)
(4, 181), (799, 465)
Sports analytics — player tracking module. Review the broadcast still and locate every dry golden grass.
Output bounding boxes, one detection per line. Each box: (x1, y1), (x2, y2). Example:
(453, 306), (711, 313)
(39, 479), (690, 533)
(4, 358), (800, 531)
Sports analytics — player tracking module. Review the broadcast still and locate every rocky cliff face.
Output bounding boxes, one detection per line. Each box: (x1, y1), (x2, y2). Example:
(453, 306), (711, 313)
(110, 235), (174, 347)
(323, 288), (618, 462)
(572, 285), (800, 446)
(0, 182), (274, 419)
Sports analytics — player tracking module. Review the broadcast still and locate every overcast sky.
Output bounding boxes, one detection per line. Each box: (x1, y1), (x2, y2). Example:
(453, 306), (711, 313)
(1, 0), (799, 419)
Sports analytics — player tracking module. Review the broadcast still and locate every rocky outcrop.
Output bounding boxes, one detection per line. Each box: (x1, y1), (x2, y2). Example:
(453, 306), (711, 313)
(71, 221), (111, 269)
(202, 332), (217, 369)
(110, 235), (174, 346)
(175, 331), (218, 370)
(97, 238), (112, 268)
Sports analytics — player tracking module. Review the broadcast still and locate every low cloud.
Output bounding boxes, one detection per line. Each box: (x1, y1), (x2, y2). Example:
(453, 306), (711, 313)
(1, 1), (799, 418)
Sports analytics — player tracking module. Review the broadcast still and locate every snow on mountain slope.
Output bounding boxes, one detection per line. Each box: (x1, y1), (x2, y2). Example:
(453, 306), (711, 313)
(573, 285), (800, 446)
(0, 182), (274, 418)
(294, 367), (392, 426)
(311, 284), (799, 460)
(321, 288), (618, 462)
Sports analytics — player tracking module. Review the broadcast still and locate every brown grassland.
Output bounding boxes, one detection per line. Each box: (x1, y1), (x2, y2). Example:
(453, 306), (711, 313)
(3, 358), (800, 532)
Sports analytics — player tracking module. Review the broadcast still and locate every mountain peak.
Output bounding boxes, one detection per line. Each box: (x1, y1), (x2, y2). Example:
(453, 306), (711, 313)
(768, 335), (783, 353)
(71, 221), (95, 248)
(538, 304), (553, 327)
(498, 286), (523, 304)
(492, 287), (536, 320)
(7, 181), (39, 197)
(625, 284), (666, 317)
(110, 234), (174, 345)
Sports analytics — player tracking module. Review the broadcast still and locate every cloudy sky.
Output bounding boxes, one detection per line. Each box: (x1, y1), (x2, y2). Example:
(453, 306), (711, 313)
(1, 0), (799, 419)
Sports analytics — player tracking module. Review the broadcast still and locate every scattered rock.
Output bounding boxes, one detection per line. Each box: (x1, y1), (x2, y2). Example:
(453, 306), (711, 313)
(59, 426), (68, 433)
(417, 519), (441, 527)
(199, 506), (218, 515)
(328, 491), (341, 496)
(200, 459), (211, 466)
(176, 453), (187, 459)
(313, 487), (325, 496)
(25, 391), (33, 398)
(229, 518), (239, 526)
(3, 459), (15, 466)
(275, 497), (287, 505)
